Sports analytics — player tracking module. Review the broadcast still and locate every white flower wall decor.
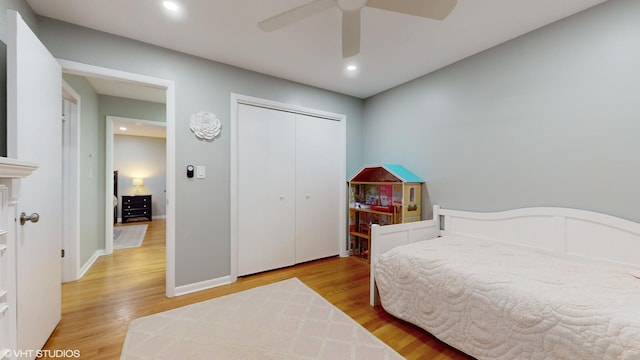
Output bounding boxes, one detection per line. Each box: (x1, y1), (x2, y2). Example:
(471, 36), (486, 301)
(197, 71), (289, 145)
(190, 111), (222, 140)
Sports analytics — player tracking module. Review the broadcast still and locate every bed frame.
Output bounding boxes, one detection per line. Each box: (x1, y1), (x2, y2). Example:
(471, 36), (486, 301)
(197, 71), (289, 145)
(370, 205), (640, 306)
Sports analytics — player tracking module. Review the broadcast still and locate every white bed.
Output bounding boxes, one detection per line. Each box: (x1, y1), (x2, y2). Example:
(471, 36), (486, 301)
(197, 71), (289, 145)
(370, 206), (640, 360)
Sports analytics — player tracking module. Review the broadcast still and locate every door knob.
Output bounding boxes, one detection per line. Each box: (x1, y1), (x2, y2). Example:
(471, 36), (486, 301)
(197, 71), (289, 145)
(19, 212), (40, 225)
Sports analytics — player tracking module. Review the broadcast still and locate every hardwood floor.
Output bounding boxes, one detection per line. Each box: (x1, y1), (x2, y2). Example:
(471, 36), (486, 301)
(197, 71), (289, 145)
(42, 219), (473, 359)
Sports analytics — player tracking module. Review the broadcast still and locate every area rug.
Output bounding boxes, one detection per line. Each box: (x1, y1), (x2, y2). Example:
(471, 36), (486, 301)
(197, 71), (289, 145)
(121, 278), (403, 359)
(113, 224), (148, 249)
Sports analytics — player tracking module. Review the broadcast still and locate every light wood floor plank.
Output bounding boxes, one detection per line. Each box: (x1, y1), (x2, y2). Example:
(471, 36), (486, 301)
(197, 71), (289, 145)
(41, 219), (472, 359)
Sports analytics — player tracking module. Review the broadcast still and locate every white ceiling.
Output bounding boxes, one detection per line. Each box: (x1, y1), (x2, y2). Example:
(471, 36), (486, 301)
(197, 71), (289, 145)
(113, 118), (167, 139)
(28, 0), (607, 99)
(86, 77), (166, 104)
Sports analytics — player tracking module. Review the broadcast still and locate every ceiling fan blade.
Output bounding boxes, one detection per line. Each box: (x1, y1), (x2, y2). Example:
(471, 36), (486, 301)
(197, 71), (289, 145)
(258, 0), (335, 32)
(366, 0), (457, 20)
(342, 10), (361, 58)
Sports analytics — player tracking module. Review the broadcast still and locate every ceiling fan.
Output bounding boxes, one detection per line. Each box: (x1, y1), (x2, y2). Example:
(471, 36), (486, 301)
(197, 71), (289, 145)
(258, 0), (457, 58)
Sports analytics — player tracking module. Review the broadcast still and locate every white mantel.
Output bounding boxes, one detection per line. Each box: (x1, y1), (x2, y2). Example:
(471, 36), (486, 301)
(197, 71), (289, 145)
(0, 158), (38, 179)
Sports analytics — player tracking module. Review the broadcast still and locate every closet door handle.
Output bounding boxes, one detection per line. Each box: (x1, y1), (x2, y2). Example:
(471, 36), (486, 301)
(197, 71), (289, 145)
(280, 195), (285, 200)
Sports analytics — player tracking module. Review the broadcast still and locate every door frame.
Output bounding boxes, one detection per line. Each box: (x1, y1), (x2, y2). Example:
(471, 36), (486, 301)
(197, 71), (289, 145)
(229, 93), (348, 283)
(58, 59), (178, 297)
(61, 80), (81, 282)
(106, 115), (167, 254)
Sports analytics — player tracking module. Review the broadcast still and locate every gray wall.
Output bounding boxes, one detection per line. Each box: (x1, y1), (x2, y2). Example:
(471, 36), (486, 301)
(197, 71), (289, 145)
(0, 0), (38, 40)
(16, 0), (636, 290)
(99, 95), (166, 123)
(114, 134), (167, 217)
(37, 17), (364, 287)
(363, 0), (640, 222)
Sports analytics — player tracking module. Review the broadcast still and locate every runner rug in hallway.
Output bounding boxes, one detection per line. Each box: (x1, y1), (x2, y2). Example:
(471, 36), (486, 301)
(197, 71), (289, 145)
(121, 277), (403, 359)
(113, 224), (147, 249)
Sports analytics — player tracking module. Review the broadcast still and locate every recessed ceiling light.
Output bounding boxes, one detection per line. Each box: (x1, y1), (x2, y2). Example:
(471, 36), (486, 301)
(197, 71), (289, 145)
(120, 127), (127, 131)
(161, 0), (185, 20)
(163, 1), (179, 12)
(344, 63), (360, 78)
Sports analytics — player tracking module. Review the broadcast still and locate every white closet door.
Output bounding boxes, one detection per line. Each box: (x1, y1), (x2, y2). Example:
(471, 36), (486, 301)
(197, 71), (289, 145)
(295, 114), (341, 263)
(238, 104), (296, 276)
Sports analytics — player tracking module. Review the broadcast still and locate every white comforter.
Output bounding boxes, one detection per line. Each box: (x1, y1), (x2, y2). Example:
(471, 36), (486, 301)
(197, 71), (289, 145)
(374, 235), (640, 360)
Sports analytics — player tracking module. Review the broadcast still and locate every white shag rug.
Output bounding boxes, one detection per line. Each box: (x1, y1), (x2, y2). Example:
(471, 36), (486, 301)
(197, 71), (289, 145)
(113, 224), (148, 249)
(121, 278), (403, 359)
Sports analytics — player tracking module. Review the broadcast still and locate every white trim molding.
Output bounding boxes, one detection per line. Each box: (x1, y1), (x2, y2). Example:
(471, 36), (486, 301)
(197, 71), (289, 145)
(106, 116), (167, 256)
(174, 276), (233, 297)
(58, 60), (178, 297)
(78, 250), (107, 280)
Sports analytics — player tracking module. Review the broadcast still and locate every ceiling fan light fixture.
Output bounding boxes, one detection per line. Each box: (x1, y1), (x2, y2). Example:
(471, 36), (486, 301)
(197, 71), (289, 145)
(346, 64), (358, 71)
(258, 0), (457, 58)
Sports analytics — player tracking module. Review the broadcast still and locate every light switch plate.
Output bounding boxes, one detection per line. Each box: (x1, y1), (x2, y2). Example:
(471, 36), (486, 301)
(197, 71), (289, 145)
(196, 165), (206, 179)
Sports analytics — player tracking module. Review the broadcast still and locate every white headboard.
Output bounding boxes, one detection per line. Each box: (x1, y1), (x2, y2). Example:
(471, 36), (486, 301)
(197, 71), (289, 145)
(438, 205), (640, 269)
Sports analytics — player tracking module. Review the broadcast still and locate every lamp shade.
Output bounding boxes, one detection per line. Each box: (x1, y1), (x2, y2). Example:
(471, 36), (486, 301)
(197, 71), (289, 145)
(132, 178), (144, 186)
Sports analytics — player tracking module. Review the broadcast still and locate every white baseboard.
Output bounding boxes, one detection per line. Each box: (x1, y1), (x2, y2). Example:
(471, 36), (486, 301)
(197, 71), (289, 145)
(174, 276), (233, 296)
(78, 249), (106, 279)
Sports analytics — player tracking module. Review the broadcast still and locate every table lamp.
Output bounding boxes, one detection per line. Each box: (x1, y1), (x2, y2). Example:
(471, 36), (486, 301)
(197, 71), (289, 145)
(132, 178), (144, 195)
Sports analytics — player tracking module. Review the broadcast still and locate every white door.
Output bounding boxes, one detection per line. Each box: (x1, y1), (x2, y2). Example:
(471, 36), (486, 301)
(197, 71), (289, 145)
(238, 104), (296, 276)
(7, 10), (62, 353)
(295, 114), (341, 263)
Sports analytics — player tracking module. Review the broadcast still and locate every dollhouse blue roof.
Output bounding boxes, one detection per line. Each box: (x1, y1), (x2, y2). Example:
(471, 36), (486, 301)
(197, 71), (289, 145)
(382, 164), (424, 182)
(349, 164), (424, 183)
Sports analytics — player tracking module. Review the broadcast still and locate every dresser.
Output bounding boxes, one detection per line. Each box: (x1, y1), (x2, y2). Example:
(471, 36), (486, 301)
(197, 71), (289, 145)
(121, 195), (152, 223)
